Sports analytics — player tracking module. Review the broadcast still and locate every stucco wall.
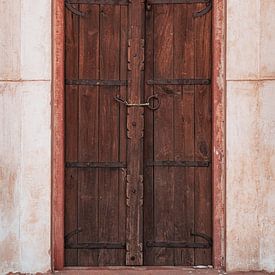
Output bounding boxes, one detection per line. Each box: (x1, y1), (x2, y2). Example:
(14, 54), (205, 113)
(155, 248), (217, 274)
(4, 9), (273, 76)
(0, 0), (52, 274)
(0, 0), (275, 274)
(226, 0), (275, 272)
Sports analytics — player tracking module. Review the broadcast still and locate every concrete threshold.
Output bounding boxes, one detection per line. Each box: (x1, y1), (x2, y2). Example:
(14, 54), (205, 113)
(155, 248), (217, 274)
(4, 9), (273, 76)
(53, 267), (274, 275)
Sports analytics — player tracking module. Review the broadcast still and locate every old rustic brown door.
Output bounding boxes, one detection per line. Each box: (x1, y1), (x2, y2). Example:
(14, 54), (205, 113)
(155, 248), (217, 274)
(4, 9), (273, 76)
(64, 0), (212, 267)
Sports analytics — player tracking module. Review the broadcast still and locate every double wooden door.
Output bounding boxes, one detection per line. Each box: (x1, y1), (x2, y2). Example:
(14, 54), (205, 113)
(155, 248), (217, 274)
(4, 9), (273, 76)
(64, 0), (212, 267)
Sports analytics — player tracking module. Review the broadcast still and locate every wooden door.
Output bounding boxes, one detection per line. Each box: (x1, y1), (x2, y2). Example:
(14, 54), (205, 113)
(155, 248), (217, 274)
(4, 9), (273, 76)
(64, 0), (212, 267)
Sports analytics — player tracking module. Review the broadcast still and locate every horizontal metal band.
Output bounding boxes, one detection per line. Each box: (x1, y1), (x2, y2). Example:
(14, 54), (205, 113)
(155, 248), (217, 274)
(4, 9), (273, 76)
(147, 79), (211, 85)
(66, 0), (128, 4)
(66, 242), (126, 250)
(146, 241), (211, 249)
(147, 0), (208, 3)
(66, 79), (128, 86)
(146, 160), (210, 167)
(66, 162), (127, 168)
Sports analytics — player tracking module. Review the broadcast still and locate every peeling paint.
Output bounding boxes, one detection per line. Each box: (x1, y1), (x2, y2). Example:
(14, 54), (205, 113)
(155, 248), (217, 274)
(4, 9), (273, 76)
(0, 0), (52, 262)
(226, 82), (275, 272)
(0, 168), (17, 217)
(226, 0), (275, 272)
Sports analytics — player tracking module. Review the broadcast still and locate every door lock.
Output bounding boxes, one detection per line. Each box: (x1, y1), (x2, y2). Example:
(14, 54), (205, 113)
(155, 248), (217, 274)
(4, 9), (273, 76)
(114, 94), (160, 110)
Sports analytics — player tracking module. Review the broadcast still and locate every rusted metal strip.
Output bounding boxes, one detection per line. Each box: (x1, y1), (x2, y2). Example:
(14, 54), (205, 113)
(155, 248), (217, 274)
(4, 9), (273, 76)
(191, 232), (213, 246)
(66, 162), (127, 168)
(146, 232), (212, 249)
(146, 160), (210, 167)
(64, 228), (83, 244)
(66, 79), (128, 86)
(65, 229), (126, 249)
(147, 79), (211, 85)
(194, 0), (212, 17)
(66, 242), (126, 249)
(147, 0), (208, 3)
(146, 241), (211, 249)
(65, 2), (86, 16)
(66, 0), (129, 4)
(146, 0), (212, 17)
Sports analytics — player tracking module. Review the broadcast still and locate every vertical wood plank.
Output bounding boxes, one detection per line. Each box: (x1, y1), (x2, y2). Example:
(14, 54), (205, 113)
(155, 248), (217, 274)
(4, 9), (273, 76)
(77, 4), (100, 266)
(98, 5), (121, 265)
(126, 0), (145, 265)
(118, 6), (128, 265)
(143, 2), (155, 265)
(64, 5), (79, 266)
(153, 5), (174, 265)
(65, 86), (78, 266)
(194, 3), (212, 265)
(173, 3), (195, 266)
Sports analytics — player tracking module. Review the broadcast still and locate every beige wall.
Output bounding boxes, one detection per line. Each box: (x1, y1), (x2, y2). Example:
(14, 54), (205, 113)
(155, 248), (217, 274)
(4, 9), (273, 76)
(0, 0), (275, 273)
(0, 0), (52, 273)
(226, 0), (275, 272)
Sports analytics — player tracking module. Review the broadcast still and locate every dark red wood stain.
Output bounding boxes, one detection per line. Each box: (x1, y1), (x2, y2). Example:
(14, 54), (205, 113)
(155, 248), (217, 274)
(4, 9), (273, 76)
(63, 0), (215, 267)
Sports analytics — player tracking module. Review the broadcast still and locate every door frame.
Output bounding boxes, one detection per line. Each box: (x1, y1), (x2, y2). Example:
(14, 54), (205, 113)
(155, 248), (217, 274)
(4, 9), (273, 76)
(52, 0), (226, 270)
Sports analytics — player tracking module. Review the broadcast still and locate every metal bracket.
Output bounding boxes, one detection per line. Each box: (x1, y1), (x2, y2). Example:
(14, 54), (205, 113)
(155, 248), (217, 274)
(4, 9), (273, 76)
(65, 228), (126, 250)
(193, 0), (212, 17)
(114, 94), (160, 110)
(64, 228), (83, 248)
(65, 1), (86, 17)
(144, 0), (212, 16)
(146, 232), (212, 249)
(191, 231), (213, 247)
(66, 242), (126, 250)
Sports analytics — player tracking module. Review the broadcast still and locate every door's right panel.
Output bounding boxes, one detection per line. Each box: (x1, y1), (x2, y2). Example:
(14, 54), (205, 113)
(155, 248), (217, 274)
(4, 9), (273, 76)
(144, 2), (212, 266)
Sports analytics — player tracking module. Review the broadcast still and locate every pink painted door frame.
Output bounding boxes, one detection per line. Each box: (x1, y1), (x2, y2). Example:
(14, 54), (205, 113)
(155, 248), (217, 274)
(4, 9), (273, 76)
(52, 0), (226, 270)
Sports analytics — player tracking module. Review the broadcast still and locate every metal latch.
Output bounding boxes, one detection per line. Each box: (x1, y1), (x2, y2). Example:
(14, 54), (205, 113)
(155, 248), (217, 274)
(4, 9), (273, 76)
(114, 94), (160, 110)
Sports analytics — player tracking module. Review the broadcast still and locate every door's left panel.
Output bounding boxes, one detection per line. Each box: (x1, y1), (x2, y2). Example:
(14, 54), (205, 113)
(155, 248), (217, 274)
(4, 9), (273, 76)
(64, 2), (128, 266)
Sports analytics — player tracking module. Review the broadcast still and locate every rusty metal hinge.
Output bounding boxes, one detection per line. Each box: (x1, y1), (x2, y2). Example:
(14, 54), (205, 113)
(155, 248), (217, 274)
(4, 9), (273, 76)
(194, 0), (212, 17)
(146, 232), (213, 249)
(65, 1), (86, 17)
(145, 0), (212, 16)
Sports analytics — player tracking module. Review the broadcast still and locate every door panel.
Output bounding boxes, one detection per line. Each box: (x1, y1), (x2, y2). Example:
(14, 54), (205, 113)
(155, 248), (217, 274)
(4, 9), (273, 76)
(64, 0), (212, 267)
(64, 4), (128, 266)
(143, 3), (212, 266)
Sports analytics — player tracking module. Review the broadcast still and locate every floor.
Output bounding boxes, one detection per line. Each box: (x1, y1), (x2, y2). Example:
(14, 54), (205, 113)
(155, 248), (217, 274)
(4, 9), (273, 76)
(53, 267), (275, 275)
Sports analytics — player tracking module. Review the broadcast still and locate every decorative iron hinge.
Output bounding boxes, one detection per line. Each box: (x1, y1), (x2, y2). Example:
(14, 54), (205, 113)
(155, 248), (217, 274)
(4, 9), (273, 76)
(64, 228), (83, 248)
(65, 1), (86, 17)
(194, 0), (212, 17)
(146, 232), (213, 249)
(145, 0), (212, 16)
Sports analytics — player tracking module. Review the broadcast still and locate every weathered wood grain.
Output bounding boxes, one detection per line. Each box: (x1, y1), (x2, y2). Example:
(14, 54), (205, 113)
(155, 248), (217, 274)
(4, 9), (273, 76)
(65, 0), (212, 267)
